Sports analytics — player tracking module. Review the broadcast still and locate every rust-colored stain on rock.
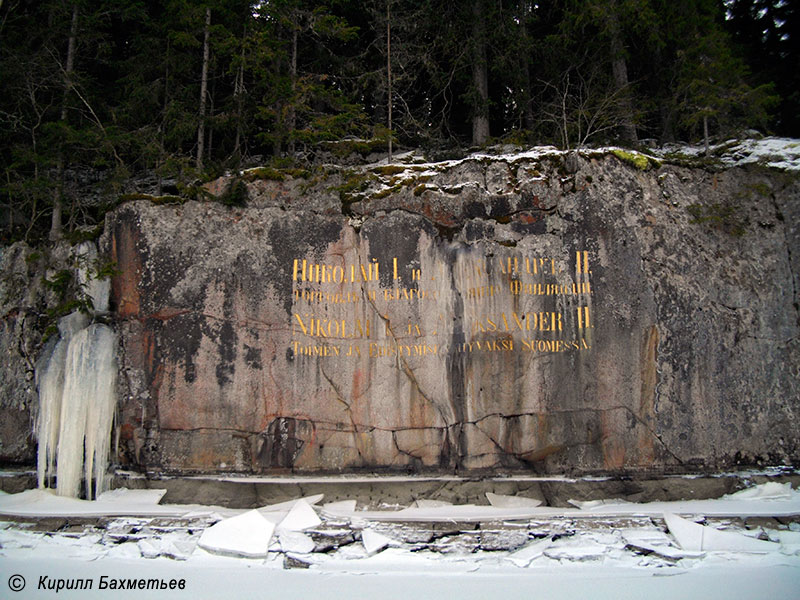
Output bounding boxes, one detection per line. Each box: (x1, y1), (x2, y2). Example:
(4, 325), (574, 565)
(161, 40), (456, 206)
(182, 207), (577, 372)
(110, 220), (142, 318)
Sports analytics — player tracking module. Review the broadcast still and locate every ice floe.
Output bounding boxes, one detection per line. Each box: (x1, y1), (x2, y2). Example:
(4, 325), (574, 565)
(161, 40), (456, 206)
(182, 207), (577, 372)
(278, 530), (316, 554)
(486, 492), (542, 508)
(664, 513), (780, 553)
(276, 499), (322, 531)
(505, 537), (552, 567)
(197, 509), (275, 558)
(361, 528), (395, 555)
(1, 479), (799, 599)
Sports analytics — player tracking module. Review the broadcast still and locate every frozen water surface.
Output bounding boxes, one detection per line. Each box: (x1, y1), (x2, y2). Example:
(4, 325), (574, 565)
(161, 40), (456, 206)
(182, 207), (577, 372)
(1, 481), (798, 598)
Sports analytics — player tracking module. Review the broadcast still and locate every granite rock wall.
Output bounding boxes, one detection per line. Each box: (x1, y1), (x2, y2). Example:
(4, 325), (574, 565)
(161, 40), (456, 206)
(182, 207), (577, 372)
(2, 149), (798, 475)
(100, 151), (800, 474)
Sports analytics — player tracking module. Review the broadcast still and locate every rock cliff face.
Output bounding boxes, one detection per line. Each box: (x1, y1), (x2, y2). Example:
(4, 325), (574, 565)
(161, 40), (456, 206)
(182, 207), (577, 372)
(97, 149), (799, 475)
(2, 148), (798, 475)
(0, 244), (40, 465)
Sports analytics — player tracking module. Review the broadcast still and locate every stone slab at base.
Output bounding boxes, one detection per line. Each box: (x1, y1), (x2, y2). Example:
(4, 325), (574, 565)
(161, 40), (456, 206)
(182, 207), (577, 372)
(110, 469), (800, 509)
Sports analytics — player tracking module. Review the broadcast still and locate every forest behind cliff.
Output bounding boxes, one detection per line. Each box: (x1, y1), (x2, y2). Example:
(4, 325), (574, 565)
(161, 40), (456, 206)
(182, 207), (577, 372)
(1, 0), (797, 242)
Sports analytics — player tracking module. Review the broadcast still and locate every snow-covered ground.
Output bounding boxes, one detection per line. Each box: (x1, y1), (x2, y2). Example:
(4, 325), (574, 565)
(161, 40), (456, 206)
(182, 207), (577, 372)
(380, 136), (800, 173)
(2, 481), (799, 599)
(328, 136), (800, 206)
(649, 137), (800, 171)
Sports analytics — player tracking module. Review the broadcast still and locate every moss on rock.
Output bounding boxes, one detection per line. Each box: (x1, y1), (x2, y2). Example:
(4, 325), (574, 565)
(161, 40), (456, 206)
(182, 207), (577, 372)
(611, 149), (661, 171)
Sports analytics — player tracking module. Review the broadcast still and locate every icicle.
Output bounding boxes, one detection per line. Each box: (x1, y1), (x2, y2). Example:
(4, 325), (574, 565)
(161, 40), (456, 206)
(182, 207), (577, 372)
(55, 329), (90, 498)
(36, 339), (66, 490)
(54, 324), (117, 499)
(35, 312), (89, 490)
(36, 240), (116, 499)
(82, 324), (117, 498)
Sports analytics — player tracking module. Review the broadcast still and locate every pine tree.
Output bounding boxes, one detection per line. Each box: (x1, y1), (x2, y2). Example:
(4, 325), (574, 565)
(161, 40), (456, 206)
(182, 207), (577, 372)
(672, 1), (777, 151)
(725, 0), (800, 136)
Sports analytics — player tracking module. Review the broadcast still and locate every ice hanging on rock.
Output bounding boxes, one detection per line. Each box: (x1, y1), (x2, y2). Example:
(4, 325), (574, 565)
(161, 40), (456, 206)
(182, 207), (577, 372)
(35, 241), (117, 499)
(36, 312), (88, 490)
(55, 323), (117, 498)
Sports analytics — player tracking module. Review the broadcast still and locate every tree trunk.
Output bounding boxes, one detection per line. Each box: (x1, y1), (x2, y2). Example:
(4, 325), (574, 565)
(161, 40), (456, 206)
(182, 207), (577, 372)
(233, 32), (245, 161)
(288, 23), (298, 156)
(196, 7), (211, 171)
(387, 0), (393, 163)
(703, 113), (710, 156)
(207, 73), (215, 163)
(158, 38), (171, 196)
(273, 53), (283, 157)
(471, 0), (490, 146)
(607, 4), (637, 144)
(659, 102), (676, 144)
(51, 3), (79, 241)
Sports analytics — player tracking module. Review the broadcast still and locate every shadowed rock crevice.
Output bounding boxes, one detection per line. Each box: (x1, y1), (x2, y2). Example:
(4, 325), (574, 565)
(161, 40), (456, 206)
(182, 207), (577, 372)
(256, 417), (313, 469)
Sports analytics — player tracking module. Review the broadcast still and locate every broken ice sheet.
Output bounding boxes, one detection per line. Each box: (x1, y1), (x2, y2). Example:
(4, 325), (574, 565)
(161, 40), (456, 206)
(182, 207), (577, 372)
(137, 537), (196, 561)
(259, 494), (324, 514)
(664, 513), (780, 553)
(197, 509), (274, 558)
(277, 499), (322, 531)
(0, 527), (40, 551)
(104, 541), (142, 560)
(568, 498), (632, 510)
(543, 537), (611, 562)
(278, 530), (316, 554)
(361, 528), (395, 555)
(621, 527), (702, 561)
(485, 492), (542, 508)
(96, 488), (167, 505)
(505, 536), (552, 567)
(622, 527), (675, 547)
(723, 482), (794, 501)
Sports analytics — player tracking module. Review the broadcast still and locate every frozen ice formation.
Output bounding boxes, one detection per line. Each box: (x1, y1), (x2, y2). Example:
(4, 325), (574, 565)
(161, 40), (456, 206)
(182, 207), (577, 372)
(361, 529), (394, 555)
(664, 513), (780, 552)
(486, 492), (542, 508)
(36, 242), (117, 499)
(198, 509), (275, 558)
(96, 488), (167, 505)
(277, 499), (322, 531)
(278, 530), (316, 554)
(724, 482), (794, 501)
(37, 322), (117, 498)
(505, 537), (552, 567)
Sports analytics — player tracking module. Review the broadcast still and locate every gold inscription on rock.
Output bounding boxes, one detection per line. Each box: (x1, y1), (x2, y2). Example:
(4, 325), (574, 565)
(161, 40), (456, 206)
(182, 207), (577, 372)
(293, 258), (379, 283)
(288, 250), (595, 359)
(383, 288), (438, 301)
(292, 313), (375, 338)
(507, 281), (591, 296)
(466, 285), (501, 299)
(293, 289), (368, 304)
(521, 338), (591, 352)
(460, 338), (515, 352)
(577, 306), (591, 330)
(576, 250), (590, 275)
(291, 341), (343, 356)
(369, 343), (439, 357)
(472, 311), (564, 335)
